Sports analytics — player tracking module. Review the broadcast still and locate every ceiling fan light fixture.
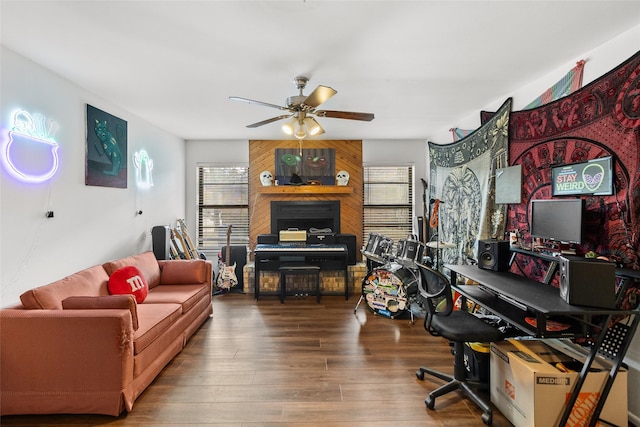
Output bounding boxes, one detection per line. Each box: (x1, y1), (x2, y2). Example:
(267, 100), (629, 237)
(304, 117), (324, 136)
(281, 119), (295, 135)
(293, 122), (307, 140)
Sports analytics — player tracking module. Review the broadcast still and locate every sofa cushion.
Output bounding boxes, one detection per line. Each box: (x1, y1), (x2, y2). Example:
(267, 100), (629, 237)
(133, 303), (181, 354)
(143, 284), (210, 314)
(62, 295), (139, 330)
(103, 251), (161, 289)
(108, 266), (149, 303)
(19, 265), (110, 310)
(159, 259), (208, 285)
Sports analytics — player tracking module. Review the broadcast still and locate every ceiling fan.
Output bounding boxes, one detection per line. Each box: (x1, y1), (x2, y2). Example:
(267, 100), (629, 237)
(229, 76), (374, 139)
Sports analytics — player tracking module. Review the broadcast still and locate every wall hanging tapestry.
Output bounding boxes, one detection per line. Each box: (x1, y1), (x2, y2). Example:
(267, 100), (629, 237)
(274, 148), (335, 185)
(85, 104), (127, 188)
(502, 50), (640, 282)
(428, 98), (512, 267)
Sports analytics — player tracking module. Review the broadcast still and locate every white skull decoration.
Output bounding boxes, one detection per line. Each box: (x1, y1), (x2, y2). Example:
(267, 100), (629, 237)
(336, 170), (350, 186)
(260, 170), (273, 186)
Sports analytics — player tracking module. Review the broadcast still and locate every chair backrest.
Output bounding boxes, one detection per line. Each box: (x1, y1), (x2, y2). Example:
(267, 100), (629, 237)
(416, 263), (454, 335)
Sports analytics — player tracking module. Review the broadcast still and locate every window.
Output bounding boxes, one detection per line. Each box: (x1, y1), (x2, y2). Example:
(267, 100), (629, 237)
(197, 165), (249, 252)
(363, 165), (414, 243)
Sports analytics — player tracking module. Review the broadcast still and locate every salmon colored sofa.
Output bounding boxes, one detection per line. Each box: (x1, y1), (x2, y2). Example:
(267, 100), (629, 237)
(0, 251), (212, 416)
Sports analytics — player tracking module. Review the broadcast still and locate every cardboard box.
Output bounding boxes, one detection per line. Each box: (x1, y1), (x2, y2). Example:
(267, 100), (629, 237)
(490, 340), (627, 427)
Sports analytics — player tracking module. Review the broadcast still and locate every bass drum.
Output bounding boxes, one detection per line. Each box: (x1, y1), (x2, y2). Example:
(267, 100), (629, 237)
(361, 263), (418, 318)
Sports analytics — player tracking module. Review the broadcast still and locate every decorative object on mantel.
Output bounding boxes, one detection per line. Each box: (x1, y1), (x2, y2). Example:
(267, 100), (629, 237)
(336, 170), (350, 186)
(229, 76), (374, 139)
(259, 170), (273, 186)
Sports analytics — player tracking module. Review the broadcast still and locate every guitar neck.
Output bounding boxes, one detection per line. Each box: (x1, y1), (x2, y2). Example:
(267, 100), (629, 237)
(223, 224), (232, 265)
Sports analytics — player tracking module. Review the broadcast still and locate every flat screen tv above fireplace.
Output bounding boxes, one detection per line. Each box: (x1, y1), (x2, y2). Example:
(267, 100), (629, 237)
(270, 201), (341, 234)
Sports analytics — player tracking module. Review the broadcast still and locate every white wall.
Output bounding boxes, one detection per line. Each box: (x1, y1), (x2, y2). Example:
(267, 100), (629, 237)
(445, 26), (640, 137)
(0, 47), (186, 306)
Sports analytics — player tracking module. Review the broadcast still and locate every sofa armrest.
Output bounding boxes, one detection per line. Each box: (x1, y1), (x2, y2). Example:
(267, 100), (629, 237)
(62, 295), (139, 330)
(0, 309), (134, 407)
(158, 259), (212, 286)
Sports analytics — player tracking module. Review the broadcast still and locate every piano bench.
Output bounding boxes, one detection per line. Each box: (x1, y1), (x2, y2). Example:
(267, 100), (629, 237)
(278, 264), (321, 304)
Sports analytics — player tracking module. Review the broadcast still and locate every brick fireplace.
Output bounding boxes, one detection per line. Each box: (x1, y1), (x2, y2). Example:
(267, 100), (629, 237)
(270, 200), (341, 235)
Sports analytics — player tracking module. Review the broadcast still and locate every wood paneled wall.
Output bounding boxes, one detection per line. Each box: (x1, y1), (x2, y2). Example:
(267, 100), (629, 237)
(249, 140), (363, 260)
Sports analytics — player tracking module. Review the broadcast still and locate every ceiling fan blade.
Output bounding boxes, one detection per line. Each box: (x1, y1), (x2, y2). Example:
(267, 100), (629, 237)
(315, 110), (375, 121)
(229, 96), (289, 111)
(246, 115), (291, 128)
(301, 85), (337, 109)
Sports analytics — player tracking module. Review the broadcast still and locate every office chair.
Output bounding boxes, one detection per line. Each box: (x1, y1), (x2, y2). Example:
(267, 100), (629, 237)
(415, 263), (503, 426)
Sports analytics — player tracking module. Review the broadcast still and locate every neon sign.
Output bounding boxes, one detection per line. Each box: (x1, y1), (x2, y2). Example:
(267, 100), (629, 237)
(551, 156), (613, 196)
(2, 109), (60, 183)
(133, 149), (154, 189)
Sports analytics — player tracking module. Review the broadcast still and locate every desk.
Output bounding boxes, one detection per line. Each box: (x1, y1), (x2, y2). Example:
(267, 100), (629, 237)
(447, 264), (639, 427)
(254, 244), (349, 300)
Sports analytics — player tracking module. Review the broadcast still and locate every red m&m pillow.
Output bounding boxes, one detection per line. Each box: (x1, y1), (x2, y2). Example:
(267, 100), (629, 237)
(108, 266), (149, 303)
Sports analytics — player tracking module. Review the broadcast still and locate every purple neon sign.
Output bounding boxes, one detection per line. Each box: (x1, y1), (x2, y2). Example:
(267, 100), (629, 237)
(2, 110), (60, 183)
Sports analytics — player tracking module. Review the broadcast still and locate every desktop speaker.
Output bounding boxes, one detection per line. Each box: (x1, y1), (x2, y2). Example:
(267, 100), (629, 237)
(558, 256), (616, 308)
(151, 225), (171, 260)
(477, 240), (510, 272)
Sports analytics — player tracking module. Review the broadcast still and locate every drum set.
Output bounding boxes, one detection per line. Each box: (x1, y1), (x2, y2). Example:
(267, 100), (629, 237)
(355, 232), (428, 321)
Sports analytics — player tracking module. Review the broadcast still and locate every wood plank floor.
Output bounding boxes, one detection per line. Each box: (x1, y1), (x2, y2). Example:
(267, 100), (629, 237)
(1, 294), (513, 426)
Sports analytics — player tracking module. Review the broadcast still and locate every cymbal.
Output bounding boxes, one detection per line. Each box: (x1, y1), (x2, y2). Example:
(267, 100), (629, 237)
(426, 241), (456, 249)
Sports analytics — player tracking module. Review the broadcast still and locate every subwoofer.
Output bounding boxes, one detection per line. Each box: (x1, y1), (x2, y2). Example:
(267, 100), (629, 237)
(558, 256), (616, 308)
(336, 234), (357, 265)
(477, 239), (510, 271)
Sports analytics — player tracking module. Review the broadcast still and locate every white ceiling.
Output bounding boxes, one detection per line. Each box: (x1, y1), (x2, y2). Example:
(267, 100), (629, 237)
(1, 1), (639, 142)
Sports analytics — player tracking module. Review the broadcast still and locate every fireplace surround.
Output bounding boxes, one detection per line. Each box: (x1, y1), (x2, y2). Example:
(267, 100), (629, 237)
(270, 201), (340, 235)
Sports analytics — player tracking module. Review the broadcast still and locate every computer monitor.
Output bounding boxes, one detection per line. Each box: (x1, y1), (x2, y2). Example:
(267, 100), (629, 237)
(530, 199), (584, 244)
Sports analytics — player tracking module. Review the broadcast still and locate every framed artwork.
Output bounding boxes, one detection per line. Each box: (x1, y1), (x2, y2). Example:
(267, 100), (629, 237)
(274, 148), (335, 185)
(85, 104), (127, 188)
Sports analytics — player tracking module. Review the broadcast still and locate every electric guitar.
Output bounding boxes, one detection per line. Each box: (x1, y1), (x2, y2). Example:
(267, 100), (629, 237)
(170, 228), (186, 259)
(177, 218), (201, 259)
(216, 225), (238, 290)
(172, 227), (192, 259)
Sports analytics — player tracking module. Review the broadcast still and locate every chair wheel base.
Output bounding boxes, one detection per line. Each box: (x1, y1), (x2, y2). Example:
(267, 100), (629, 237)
(482, 412), (492, 425)
(425, 396), (435, 410)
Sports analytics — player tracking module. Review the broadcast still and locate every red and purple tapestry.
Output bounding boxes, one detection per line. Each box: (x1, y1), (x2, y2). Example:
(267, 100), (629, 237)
(500, 51), (640, 284)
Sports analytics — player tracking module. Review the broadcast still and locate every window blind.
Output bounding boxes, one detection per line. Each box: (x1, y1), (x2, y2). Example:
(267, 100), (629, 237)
(197, 166), (249, 251)
(363, 165), (414, 243)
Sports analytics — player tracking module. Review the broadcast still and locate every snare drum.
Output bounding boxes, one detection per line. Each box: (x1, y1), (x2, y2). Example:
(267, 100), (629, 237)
(362, 233), (394, 263)
(361, 262), (418, 318)
(395, 237), (425, 268)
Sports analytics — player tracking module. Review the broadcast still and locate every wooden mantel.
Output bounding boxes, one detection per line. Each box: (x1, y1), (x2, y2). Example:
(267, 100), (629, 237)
(257, 185), (353, 195)
(248, 140), (363, 260)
